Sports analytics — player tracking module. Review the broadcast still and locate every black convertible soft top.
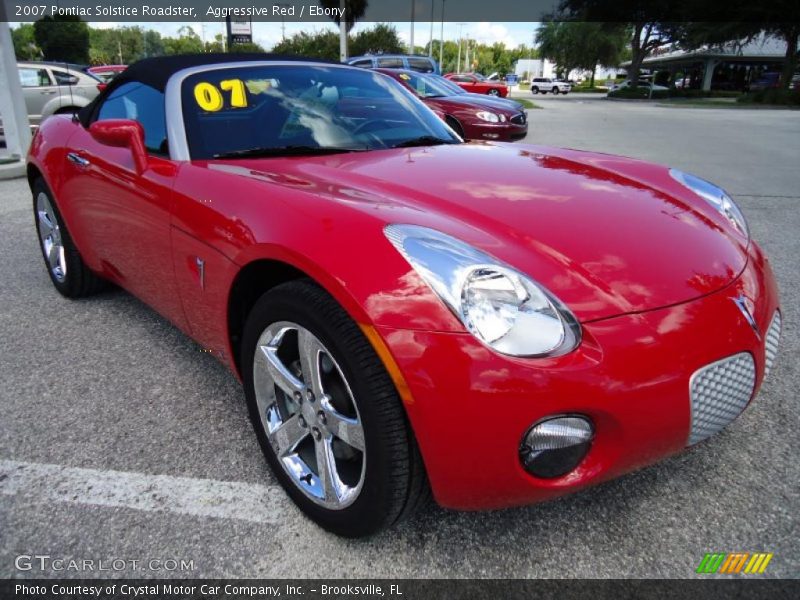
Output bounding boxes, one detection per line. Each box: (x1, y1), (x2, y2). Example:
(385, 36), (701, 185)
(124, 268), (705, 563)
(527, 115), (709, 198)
(78, 53), (338, 127)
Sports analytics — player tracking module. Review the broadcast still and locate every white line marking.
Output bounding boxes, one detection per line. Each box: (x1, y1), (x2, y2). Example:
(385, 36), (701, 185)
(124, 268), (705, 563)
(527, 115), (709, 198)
(0, 459), (291, 524)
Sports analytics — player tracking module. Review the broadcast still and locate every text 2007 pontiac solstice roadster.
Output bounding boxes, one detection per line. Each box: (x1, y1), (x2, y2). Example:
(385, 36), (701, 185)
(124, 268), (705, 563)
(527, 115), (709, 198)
(27, 55), (780, 537)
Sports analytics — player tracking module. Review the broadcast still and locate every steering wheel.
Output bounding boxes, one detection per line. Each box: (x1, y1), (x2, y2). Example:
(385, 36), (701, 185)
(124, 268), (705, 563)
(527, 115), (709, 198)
(353, 119), (391, 136)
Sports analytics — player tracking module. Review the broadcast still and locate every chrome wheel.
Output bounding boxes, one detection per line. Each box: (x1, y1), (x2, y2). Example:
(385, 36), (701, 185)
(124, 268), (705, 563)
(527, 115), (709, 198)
(488, 88), (500, 96)
(253, 321), (366, 509)
(36, 192), (67, 282)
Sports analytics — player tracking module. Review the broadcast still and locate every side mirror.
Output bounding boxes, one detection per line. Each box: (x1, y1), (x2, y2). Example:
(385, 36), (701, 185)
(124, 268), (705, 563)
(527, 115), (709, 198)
(89, 119), (149, 174)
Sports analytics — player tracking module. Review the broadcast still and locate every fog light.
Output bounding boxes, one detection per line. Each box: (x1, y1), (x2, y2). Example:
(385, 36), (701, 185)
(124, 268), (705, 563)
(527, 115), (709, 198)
(519, 416), (594, 478)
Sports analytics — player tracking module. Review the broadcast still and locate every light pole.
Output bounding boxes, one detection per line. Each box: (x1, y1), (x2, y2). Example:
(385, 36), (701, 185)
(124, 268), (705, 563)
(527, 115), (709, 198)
(457, 23), (464, 73)
(439, 0), (445, 68)
(428, 0), (434, 57)
(409, 0), (415, 55)
(339, 0), (347, 62)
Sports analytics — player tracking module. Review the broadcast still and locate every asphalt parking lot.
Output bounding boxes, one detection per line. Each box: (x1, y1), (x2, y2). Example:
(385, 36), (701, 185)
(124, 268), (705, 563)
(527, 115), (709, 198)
(1, 99), (798, 579)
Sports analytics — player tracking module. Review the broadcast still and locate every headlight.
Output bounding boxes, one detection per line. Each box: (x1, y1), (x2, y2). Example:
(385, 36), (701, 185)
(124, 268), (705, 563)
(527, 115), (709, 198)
(670, 169), (748, 237)
(475, 111), (500, 123)
(384, 225), (581, 357)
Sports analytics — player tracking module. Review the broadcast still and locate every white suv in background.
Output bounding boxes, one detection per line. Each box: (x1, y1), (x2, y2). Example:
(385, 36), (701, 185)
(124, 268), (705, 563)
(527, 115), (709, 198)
(530, 78), (571, 95)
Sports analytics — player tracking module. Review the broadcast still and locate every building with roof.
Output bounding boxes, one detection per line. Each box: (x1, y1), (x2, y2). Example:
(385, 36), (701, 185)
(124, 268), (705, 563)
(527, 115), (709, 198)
(622, 34), (795, 91)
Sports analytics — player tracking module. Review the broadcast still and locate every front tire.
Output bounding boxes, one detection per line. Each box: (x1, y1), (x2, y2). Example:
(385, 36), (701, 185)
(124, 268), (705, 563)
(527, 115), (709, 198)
(241, 280), (428, 537)
(32, 178), (105, 298)
(487, 88), (500, 96)
(552, 87), (560, 95)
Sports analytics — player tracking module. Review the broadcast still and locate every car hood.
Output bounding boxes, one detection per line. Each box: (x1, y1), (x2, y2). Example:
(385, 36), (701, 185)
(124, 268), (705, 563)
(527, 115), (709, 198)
(224, 143), (748, 323)
(427, 96), (521, 116)
(457, 93), (524, 112)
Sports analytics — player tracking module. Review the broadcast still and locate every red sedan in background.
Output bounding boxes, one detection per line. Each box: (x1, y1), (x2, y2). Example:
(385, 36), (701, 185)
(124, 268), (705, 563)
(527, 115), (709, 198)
(87, 64), (127, 83)
(27, 55), (781, 537)
(376, 69), (527, 141)
(444, 72), (509, 96)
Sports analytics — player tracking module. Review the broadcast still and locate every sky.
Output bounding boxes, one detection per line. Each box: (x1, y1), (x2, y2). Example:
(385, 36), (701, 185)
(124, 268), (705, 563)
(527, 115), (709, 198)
(77, 21), (541, 52)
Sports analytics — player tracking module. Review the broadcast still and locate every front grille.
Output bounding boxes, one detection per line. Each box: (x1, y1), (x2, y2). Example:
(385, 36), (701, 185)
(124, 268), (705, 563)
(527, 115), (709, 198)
(510, 113), (526, 125)
(688, 352), (755, 446)
(764, 311), (781, 378)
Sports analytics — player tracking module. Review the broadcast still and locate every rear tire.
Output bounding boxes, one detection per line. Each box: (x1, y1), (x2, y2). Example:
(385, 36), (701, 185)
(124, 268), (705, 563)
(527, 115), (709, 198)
(241, 280), (429, 537)
(32, 178), (105, 298)
(531, 86), (539, 94)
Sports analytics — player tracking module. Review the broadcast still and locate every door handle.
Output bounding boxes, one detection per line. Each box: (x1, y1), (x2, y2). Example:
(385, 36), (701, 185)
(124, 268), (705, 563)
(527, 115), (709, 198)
(40, 90), (57, 95)
(67, 152), (90, 168)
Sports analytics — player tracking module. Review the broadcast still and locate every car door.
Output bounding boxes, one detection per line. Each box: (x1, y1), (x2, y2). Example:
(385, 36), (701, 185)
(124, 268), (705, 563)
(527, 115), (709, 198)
(59, 82), (190, 333)
(17, 66), (57, 125)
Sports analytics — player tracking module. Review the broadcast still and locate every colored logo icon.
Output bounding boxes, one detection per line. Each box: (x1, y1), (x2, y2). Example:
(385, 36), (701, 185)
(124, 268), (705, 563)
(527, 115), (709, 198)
(696, 552), (773, 574)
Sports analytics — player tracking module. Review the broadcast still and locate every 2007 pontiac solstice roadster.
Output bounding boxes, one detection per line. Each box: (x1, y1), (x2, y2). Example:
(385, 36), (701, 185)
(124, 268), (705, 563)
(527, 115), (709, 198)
(27, 55), (781, 537)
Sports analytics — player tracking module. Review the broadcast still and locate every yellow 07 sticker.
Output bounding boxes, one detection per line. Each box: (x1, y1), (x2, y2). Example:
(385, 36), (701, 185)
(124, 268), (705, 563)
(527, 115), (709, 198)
(193, 79), (248, 112)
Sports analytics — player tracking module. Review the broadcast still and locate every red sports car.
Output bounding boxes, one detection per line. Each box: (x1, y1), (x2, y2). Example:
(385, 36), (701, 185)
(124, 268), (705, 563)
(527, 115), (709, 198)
(444, 72), (509, 97)
(27, 55), (781, 537)
(376, 68), (527, 141)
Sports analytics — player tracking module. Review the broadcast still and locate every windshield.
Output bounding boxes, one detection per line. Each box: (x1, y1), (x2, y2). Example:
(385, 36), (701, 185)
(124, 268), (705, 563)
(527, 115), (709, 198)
(428, 74), (466, 95)
(182, 65), (460, 159)
(395, 71), (458, 98)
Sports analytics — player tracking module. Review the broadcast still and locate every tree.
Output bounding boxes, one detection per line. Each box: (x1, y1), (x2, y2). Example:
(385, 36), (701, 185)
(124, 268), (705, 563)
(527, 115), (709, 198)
(89, 26), (163, 64)
(162, 26), (204, 56)
(319, 0), (368, 33)
(319, 0), (368, 58)
(33, 15), (90, 63)
(560, 1), (678, 84)
(350, 23), (403, 56)
(672, 2), (800, 90)
(229, 42), (267, 54)
(12, 23), (41, 60)
(272, 30), (341, 60)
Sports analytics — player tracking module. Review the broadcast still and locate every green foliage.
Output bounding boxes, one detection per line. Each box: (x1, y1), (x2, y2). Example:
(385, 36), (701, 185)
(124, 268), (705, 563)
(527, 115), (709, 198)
(536, 21), (627, 80)
(272, 30), (341, 60)
(33, 15), (90, 63)
(738, 89), (800, 106)
(318, 0), (368, 32)
(162, 26), (204, 56)
(89, 26), (164, 64)
(12, 24), (41, 60)
(229, 42), (267, 54)
(350, 23), (403, 56)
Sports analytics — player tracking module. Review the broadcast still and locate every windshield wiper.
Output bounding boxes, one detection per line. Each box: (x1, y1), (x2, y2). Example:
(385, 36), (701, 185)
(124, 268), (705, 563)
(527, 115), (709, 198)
(214, 145), (366, 159)
(391, 136), (458, 149)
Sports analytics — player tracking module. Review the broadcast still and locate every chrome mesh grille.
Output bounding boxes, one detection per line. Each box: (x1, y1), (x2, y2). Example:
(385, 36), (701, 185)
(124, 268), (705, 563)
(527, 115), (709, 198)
(688, 352), (755, 446)
(764, 311), (781, 379)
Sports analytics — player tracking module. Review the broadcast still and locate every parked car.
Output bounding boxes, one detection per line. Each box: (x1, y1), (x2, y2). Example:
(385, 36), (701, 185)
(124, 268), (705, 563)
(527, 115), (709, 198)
(530, 78), (571, 95)
(347, 54), (439, 74)
(375, 68), (527, 141)
(17, 61), (105, 127)
(426, 73), (525, 112)
(88, 64), (128, 82)
(27, 54), (780, 538)
(609, 79), (669, 92)
(746, 72), (781, 92)
(444, 72), (508, 97)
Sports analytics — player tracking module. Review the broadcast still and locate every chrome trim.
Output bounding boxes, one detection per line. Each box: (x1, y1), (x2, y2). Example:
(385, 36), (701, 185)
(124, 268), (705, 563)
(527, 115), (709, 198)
(252, 321), (366, 510)
(688, 352), (755, 446)
(764, 311), (781, 379)
(165, 61), (379, 161)
(732, 295), (760, 339)
(66, 152), (90, 167)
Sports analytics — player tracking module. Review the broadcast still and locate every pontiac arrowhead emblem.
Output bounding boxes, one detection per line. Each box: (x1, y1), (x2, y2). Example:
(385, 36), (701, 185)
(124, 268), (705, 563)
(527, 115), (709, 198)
(732, 295), (760, 339)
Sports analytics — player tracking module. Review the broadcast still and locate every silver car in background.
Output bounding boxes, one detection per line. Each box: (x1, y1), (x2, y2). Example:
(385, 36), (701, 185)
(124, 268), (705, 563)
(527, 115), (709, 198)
(17, 61), (105, 127)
